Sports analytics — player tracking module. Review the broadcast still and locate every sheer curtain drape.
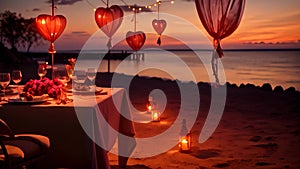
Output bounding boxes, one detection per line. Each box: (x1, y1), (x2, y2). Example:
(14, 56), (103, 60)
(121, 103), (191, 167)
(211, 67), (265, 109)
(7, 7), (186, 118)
(195, 0), (245, 83)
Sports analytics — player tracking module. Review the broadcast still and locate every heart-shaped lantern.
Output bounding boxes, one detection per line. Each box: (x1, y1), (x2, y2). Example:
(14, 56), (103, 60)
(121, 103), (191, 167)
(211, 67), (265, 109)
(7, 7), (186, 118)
(35, 14), (67, 43)
(35, 14), (66, 53)
(126, 31), (146, 51)
(95, 5), (123, 38)
(152, 19), (167, 35)
(152, 19), (167, 46)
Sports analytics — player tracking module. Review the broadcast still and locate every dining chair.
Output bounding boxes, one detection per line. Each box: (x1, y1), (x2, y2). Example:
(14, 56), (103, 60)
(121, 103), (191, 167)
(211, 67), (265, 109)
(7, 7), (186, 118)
(0, 118), (50, 169)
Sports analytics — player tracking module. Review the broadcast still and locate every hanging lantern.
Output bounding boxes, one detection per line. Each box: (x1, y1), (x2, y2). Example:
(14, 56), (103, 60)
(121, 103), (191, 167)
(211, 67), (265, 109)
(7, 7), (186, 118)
(94, 4), (123, 73)
(179, 119), (191, 152)
(35, 0), (67, 80)
(152, 19), (167, 46)
(35, 15), (66, 53)
(151, 0), (168, 46)
(94, 5), (123, 47)
(125, 4), (146, 52)
(126, 31), (146, 51)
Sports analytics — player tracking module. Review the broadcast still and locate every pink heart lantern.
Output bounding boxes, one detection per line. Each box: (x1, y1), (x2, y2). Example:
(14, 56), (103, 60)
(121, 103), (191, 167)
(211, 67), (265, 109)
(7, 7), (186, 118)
(152, 19), (167, 35)
(95, 5), (123, 38)
(35, 14), (67, 43)
(126, 31), (146, 51)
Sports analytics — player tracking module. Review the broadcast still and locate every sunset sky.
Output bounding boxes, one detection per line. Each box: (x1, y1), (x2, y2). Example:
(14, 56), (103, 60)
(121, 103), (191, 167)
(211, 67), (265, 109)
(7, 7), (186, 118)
(1, 0), (300, 51)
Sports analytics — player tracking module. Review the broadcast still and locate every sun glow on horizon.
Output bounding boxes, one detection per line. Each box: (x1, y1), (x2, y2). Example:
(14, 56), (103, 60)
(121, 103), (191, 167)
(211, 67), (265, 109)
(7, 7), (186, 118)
(0, 0), (299, 51)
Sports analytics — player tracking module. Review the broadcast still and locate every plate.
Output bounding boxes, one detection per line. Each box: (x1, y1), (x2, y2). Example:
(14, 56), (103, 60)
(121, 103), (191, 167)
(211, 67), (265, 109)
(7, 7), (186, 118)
(0, 88), (17, 96)
(72, 87), (104, 95)
(8, 96), (48, 104)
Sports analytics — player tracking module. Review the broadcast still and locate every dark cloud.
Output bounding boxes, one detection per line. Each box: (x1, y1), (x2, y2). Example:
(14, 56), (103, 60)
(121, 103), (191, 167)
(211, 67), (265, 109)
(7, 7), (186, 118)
(32, 8), (41, 12)
(244, 41), (300, 45)
(46, 0), (82, 5)
(71, 31), (89, 36)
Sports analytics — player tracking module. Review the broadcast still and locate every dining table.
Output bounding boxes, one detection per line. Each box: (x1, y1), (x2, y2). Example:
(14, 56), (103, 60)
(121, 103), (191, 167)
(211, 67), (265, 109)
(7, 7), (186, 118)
(0, 87), (136, 169)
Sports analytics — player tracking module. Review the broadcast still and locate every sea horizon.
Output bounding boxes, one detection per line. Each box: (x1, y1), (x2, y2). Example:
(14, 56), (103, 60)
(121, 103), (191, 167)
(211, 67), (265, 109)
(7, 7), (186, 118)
(24, 48), (300, 54)
(24, 49), (300, 91)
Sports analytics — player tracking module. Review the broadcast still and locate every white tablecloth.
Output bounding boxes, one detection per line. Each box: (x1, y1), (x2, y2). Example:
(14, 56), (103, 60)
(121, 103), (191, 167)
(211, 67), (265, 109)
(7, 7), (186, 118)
(0, 88), (136, 169)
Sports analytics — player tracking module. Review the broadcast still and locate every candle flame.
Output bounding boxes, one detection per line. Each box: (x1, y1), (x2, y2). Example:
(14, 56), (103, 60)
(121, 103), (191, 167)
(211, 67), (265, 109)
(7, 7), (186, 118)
(182, 139), (188, 143)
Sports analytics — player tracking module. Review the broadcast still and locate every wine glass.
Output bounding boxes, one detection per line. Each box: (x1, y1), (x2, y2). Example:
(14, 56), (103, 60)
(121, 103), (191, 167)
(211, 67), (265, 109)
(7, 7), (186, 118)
(53, 65), (70, 87)
(72, 70), (87, 91)
(0, 73), (11, 100)
(11, 70), (22, 95)
(38, 63), (47, 80)
(87, 68), (97, 86)
(65, 64), (74, 79)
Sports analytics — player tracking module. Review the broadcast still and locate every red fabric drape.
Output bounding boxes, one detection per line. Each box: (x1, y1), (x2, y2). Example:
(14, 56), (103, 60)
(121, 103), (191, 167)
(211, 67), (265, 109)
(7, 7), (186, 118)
(195, 0), (245, 53)
(195, 0), (245, 84)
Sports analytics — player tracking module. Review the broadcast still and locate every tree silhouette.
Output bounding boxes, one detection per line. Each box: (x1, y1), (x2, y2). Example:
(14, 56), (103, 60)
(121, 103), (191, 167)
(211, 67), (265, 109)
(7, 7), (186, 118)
(0, 10), (43, 52)
(22, 18), (44, 53)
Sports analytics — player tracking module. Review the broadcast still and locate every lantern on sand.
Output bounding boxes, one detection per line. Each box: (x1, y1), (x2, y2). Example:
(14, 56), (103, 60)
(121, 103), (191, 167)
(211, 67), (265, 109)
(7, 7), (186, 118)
(179, 119), (191, 152)
(151, 110), (160, 122)
(35, 0), (66, 79)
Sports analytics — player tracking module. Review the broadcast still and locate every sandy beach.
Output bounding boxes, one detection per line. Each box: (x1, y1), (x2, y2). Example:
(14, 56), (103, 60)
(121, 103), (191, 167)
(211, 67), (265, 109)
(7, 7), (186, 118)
(89, 72), (300, 169)
(1, 49), (300, 168)
(1, 0), (300, 168)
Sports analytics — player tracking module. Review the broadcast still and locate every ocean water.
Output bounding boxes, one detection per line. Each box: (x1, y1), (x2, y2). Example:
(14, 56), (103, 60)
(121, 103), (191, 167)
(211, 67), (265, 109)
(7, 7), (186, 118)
(75, 50), (300, 90)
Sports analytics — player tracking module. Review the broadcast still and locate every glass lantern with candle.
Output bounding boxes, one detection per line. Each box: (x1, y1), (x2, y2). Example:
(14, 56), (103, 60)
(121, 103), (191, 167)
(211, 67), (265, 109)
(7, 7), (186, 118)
(151, 110), (160, 122)
(179, 132), (191, 152)
(179, 119), (191, 152)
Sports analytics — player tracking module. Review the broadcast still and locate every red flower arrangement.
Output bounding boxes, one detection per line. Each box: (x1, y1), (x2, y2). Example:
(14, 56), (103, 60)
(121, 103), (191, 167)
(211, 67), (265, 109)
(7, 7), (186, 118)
(23, 77), (64, 99)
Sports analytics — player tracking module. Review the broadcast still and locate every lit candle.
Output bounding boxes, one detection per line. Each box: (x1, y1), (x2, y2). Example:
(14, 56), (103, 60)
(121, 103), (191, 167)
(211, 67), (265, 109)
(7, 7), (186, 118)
(148, 105), (152, 111)
(152, 111), (160, 122)
(181, 139), (189, 151)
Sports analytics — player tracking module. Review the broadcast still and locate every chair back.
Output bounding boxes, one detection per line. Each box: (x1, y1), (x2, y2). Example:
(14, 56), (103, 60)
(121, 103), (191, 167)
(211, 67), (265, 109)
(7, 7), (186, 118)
(0, 118), (14, 138)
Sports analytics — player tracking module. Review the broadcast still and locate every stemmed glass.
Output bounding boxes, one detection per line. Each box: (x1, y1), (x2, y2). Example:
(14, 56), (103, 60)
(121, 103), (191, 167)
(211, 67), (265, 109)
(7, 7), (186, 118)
(72, 70), (87, 92)
(38, 63), (47, 80)
(53, 65), (70, 87)
(65, 65), (74, 80)
(87, 68), (97, 87)
(11, 70), (22, 95)
(0, 73), (11, 100)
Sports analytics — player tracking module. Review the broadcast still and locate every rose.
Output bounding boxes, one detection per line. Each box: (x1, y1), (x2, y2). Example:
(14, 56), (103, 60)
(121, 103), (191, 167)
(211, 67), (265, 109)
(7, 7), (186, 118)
(23, 77), (64, 99)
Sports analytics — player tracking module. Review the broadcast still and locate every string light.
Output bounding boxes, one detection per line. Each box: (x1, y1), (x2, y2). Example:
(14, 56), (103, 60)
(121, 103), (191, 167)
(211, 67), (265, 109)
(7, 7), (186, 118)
(85, 0), (175, 13)
(121, 0), (175, 13)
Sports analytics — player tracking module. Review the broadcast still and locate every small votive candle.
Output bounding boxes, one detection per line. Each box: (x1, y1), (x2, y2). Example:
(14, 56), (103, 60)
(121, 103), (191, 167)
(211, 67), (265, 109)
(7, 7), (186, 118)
(148, 105), (152, 111)
(181, 139), (189, 151)
(152, 111), (160, 122)
(179, 133), (191, 152)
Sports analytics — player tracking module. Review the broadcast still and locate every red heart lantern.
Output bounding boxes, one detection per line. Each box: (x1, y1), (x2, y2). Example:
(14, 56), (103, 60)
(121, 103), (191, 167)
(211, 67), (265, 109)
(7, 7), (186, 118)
(35, 14), (67, 43)
(126, 31), (146, 51)
(95, 5), (123, 38)
(152, 19), (167, 35)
